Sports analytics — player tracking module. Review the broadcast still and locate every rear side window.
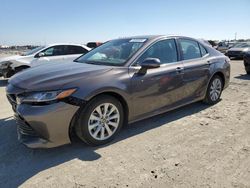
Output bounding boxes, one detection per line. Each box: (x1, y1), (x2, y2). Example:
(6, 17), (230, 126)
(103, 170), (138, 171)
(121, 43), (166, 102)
(138, 39), (178, 64)
(66, 46), (89, 55)
(179, 39), (201, 60)
(199, 44), (208, 57)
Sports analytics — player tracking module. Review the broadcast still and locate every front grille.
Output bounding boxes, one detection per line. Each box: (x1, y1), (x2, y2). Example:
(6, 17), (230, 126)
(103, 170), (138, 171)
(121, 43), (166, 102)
(228, 51), (242, 55)
(14, 114), (38, 136)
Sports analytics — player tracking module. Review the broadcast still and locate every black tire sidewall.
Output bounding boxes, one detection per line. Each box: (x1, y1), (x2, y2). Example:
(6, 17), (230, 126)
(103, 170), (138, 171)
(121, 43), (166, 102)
(76, 95), (124, 146)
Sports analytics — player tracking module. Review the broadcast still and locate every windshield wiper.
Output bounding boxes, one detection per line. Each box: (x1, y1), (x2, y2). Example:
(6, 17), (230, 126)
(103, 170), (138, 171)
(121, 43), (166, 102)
(77, 60), (121, 66)
(84, 61), (104, 65)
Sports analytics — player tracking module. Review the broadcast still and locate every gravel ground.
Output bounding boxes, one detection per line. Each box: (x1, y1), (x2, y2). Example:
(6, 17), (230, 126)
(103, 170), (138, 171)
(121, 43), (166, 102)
(0, 56), (249, 188)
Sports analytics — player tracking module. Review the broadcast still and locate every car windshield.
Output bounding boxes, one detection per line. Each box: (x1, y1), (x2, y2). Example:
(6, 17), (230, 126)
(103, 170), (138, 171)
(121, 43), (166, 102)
(22, 46), (45, 56)
(75, 38), (147, 66)
(233, 43), (250, 48)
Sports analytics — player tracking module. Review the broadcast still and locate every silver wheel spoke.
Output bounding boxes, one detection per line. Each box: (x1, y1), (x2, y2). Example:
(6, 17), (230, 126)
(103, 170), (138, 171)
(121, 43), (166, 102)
(95, 106), (103, 117)
(89, 122), (99, 130)
(93, 126), (102, 137)
(108, 113), (119, 120)
(90, 114), (100, 121)
(100, 127), (105, 139)
(103, 103), (109, 116)
(105, 124), (112, 136)
(107, 106), (116, 116)
(108, 121), (118, 128)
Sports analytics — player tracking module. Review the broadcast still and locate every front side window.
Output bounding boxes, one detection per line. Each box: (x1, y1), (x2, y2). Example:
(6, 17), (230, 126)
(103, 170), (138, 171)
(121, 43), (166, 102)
(75, 38), (146, 66)
(42, 45), (66, 56)
(137, 39), (178, 64)
(179, 39), (201, 60)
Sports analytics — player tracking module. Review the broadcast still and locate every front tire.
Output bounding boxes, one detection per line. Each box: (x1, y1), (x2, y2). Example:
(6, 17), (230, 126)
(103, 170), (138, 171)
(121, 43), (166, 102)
(203, 75), (223, 105)
(3, 70), (15, 78)
(75, 95), (124, 146)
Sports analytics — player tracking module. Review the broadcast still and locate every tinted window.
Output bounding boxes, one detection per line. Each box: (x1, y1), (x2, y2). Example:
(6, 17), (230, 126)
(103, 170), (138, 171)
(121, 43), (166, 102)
(138, 39), (178, 64)
(199, 44), (208, 57)
(179, 39), (201, 60)
(66, 46), (88, 55)
(42, 45), (66, 56)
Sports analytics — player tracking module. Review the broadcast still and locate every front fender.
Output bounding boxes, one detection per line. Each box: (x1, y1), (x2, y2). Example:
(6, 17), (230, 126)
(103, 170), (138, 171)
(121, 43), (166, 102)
(10, 60), (30, 69)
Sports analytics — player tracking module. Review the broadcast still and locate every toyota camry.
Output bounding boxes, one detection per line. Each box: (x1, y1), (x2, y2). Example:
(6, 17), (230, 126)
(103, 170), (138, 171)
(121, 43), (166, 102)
(6, 35), (230, 148)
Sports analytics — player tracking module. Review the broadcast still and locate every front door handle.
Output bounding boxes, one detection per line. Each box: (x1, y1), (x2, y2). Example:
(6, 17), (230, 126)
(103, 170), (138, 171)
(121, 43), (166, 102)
(176, 67), (184, 74)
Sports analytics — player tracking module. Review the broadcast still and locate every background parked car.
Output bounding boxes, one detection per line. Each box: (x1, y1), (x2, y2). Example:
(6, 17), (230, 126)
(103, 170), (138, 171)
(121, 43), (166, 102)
(87, 42), (103, 49)
(216, 41), (229, 53)
(215, 41), (238, 53)
(243, 52), (250, 74)
(226, 42), (250, 59)
(0, 44), (90, 78)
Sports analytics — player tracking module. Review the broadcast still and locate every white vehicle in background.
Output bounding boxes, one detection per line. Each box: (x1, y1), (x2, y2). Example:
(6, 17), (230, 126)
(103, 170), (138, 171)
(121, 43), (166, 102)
(0, 44), (90, 78)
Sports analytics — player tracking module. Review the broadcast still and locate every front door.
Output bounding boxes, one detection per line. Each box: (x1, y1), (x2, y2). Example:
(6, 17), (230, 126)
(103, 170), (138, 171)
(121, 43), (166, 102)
(31, 45), (67, 66)
(129, 38), (185, 120)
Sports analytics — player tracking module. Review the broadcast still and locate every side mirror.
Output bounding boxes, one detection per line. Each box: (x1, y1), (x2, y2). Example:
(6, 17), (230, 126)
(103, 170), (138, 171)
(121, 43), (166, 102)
(138, 58), (160, 74)
(36, 52), (45, 58)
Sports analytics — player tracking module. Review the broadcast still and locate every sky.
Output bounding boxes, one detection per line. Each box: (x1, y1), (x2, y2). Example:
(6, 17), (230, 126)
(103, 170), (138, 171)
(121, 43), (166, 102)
(0, 0), (250, 45)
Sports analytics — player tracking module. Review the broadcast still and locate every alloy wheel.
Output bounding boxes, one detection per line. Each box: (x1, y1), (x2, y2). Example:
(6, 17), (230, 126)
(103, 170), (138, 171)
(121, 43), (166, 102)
(209, 78), (222, 101)
(88, 103), (120, 140)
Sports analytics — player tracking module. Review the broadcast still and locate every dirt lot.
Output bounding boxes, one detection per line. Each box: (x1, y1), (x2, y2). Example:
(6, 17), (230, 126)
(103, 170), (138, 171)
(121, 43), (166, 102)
(0, 56), (249, 188)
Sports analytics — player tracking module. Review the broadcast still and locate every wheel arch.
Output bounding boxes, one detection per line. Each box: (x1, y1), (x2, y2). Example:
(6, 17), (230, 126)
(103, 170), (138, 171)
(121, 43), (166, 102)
(210, 71), (225, 89)
(14, 65), (30, 72)
(68, 91), (129, 142)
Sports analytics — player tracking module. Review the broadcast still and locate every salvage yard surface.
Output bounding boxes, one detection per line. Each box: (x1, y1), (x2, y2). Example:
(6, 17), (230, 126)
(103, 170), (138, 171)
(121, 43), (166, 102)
(0, 55), (249, 187)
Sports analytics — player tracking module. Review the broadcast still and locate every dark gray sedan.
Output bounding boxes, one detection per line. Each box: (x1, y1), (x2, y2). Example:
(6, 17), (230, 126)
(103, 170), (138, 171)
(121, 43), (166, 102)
(6, 35), (230, 148)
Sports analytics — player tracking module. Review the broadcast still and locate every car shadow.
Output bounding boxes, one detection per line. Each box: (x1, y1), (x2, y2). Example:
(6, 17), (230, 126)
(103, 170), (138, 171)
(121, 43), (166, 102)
(0, 102), (210, 187)
(0, 79), (8, 87)
(234, 74), (250, 80)
(230, 57), (243, 61)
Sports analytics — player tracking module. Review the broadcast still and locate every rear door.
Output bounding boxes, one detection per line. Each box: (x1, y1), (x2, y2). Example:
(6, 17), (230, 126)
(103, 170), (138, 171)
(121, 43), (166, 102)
(177, 38), (210, 101)
(62, 45), (89, 62)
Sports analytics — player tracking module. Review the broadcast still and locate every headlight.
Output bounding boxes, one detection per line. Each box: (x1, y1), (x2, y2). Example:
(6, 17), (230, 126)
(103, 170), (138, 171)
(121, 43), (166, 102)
(17, 88), (77, 103)
(243, 48), (249, 52)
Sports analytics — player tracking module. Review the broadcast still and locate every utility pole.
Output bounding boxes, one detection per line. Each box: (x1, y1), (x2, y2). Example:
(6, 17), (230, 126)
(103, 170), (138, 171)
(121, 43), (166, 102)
(234, 32), (237, 41)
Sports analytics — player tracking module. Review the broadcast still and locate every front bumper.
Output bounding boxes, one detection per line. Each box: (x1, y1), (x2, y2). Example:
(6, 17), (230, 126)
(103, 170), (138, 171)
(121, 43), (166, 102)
(7, 94), (79, 148)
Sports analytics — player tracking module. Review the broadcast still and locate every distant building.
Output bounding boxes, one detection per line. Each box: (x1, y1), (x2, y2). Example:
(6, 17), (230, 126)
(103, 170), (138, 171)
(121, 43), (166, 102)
(0, 45), (10, 49)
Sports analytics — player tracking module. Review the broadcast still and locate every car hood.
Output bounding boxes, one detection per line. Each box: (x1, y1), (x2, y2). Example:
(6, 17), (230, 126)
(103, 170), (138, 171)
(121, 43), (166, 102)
(9, 62), (113, 91)
(0, 54), (34, 65)
(0, 55), (22, 63)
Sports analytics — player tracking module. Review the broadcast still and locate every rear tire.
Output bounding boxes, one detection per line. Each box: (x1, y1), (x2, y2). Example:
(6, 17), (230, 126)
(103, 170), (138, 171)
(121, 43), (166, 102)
(75, 95), (124, 146)
(203, 75), (223, 105)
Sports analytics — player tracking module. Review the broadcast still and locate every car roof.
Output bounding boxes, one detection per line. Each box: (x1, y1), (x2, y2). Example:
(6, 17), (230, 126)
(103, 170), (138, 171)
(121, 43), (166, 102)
(115, 35), (203, 41)
(45, 43), (91, 50)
